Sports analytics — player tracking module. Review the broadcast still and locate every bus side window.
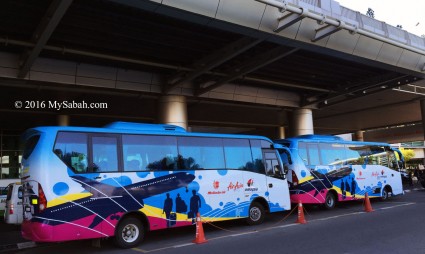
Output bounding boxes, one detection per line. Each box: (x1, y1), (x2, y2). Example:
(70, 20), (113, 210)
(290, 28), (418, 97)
(298, 142), (308, 166)
(249, 140), (266, 174)
(124, 146), (143, 171)
(54, 132), (88, 173)
(92, 136), (118, 172)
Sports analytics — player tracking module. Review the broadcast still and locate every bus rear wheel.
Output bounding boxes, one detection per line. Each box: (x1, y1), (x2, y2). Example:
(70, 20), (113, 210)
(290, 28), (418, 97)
(114, 216), (145, 249)
(247, 202), (265, 225)
(324, 192), (336, 210)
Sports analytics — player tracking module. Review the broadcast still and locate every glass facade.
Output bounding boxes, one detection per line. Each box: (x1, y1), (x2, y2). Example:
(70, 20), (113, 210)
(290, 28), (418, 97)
(0, 131), (23, 179)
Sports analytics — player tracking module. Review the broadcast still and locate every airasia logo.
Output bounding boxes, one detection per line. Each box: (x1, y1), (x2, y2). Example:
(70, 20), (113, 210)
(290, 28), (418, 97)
(227, 181), (243, 191)
(247, 179), (254, 187)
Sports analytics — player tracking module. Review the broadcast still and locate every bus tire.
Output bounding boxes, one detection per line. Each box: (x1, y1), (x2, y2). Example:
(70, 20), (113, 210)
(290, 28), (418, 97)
(247, 202), (265, 225)
(380, 187), (389, 201)
(114, 216), (145, 249)
(324, 191), (336, 210)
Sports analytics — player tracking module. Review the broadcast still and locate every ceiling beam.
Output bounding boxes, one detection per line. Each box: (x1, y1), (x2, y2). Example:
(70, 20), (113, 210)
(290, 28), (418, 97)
(302, 73), (406, 107)
(317, 75), (419, 108)
(17, 0), (73, 78)
(196, 47), (299, 96)
(164, 37), (263, 94)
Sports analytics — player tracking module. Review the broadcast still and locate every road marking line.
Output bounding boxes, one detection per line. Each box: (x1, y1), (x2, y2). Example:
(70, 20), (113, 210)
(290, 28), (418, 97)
(313, 212), (365, 222)
(276, 223), (298, 228)
(379, 202), (415, 210)
(230, 231), (257, 237)
(131, 202), (416, 253)
(131, 248), (148, 253)
(173, 243), (195, 248)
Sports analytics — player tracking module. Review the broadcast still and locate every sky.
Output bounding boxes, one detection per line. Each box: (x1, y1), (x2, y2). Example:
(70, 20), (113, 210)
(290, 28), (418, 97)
(336, 0), (425, 37)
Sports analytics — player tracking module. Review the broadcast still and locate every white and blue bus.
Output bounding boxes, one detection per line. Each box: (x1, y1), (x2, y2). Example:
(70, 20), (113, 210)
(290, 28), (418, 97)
(275, 135), (404, 209)
(21, 122), (290, 248)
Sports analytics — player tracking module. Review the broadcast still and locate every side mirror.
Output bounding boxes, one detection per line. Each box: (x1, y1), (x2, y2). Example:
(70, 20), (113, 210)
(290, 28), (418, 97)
(283, 166), (289, 175)
(273, 165), (286, 179)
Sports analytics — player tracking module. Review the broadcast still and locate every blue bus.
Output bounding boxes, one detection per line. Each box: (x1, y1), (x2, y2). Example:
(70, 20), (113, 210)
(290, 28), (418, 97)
(275, 135), (404, 209)
(20, 122), (290, 248)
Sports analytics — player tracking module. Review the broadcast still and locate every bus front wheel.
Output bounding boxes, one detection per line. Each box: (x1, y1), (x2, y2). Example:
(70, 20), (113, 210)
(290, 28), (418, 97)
(114, 216), (145, 249)
(247, 202), (265, 225)
(324, 192), (336, 210)
(380, 188), (389, 201)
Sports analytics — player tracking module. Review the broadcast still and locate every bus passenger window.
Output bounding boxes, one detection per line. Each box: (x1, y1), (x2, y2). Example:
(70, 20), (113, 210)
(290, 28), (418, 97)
(92, 136), (118, 172)
(249, 140), (266, 174)
(298, 142), (308, 166)
(124, 146), (143, 171)
(122, 135), (178, 171)
(54, 132), (88, 173)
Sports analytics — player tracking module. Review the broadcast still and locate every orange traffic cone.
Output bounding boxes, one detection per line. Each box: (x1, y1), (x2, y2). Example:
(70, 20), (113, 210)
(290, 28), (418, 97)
(364, 193), (374, 212)
(192, 212), (208, 244)
(296, 201), (307, 224)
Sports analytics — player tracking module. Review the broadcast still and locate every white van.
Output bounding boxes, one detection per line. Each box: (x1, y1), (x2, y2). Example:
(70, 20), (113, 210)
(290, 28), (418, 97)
(4, 183), (23, 224)
(0, 187), (7, 217)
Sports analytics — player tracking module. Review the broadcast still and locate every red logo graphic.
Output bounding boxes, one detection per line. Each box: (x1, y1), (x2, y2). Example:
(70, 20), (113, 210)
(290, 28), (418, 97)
(359, 171), (362, 176)
(247, 179), (254, 187)
(213, 180), (219, 189)
(381, 170), (385, 175)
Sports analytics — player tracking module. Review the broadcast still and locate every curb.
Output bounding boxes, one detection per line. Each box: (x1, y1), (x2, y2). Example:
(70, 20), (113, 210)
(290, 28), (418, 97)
(0, 241), (36, 253)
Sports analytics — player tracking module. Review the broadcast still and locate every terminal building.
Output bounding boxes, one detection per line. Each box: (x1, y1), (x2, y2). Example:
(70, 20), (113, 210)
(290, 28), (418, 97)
(1, 0), (425, 185)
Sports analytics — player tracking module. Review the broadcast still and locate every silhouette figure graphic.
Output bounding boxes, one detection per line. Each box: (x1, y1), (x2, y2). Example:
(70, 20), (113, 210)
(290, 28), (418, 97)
(163, 193), (173, 227)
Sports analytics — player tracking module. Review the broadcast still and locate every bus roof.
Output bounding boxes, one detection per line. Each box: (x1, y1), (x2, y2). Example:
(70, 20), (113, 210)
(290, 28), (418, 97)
(23, 122), (274, 142)
(275, 134), (391, 147)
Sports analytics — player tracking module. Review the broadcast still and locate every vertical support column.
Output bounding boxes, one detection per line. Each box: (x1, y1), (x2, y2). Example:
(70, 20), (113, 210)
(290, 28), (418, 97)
(354, 130), (364, 141)
(57, 114), (70, 126)
(420, 100), (425, 166)
(290, 108), (314, 136)
(158, 95), (188, 130)
(276, 110), (287, 139)
(277, 126), (286, 139)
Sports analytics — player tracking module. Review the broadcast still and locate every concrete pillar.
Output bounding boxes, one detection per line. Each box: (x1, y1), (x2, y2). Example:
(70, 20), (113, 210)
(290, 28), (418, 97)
(276, 110), (287, 139)
(158, 95), (188, 130)
(290, 108), (314, 136)
(420, 100), (425, 166)
(277, 126), (286, 139)
(57, 115), (70, 126)
(354, 130), (364, 141)
(421, 100), (425, 139)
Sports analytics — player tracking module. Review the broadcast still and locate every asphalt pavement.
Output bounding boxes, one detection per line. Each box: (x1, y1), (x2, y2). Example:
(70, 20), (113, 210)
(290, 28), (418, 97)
(0, 184), (423, 253)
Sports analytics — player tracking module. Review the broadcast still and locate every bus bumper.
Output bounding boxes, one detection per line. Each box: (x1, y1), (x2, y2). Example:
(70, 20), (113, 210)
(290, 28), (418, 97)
(21, 220), (53, 242)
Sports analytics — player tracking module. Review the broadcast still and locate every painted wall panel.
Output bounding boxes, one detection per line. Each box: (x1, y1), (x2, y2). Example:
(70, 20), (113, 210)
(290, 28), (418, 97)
(216, 0), (266, 30)
(352, 35), (383, 60)
(162, 0), (219, 18)
(376, 43), (404, 66)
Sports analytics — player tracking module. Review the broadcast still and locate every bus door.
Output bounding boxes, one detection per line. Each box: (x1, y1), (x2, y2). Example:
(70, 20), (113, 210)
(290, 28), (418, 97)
(262, 149), (290, 210)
